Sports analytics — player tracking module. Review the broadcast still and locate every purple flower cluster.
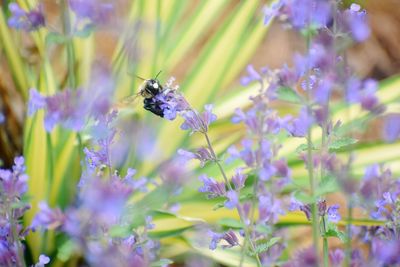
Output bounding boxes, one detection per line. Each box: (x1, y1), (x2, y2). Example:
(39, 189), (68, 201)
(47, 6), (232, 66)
(8, 3), (45, 32)
(290, 198), (341, 223)
(28, 67), (114, 132)
(30, 110), (170, 265)
(0, 157), (33, 266)
(208, 230), (239, 250)
(69, 0), (114, 26)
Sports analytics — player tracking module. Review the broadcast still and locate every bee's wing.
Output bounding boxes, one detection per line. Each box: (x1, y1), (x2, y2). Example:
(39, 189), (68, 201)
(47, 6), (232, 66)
(114, 93), (141, 109)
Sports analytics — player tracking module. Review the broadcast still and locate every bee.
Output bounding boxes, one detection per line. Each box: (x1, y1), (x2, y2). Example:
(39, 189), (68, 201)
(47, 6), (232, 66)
(122, 71), (166, 117)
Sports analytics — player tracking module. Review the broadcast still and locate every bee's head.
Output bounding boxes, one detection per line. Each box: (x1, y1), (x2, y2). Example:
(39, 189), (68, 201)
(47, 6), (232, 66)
(140, 79), (163, 98)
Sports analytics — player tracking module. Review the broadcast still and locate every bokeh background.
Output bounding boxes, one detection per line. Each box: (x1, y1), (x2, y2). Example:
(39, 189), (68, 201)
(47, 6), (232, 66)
(0, 0), (399, 266)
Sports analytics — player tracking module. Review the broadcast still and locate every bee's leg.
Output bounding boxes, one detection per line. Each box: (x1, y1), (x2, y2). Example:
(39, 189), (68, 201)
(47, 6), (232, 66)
(143, 98), (164, 117)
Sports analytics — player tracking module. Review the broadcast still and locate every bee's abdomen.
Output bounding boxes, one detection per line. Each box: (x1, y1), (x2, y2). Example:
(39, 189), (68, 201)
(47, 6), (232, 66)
(143, 98), (164, 117)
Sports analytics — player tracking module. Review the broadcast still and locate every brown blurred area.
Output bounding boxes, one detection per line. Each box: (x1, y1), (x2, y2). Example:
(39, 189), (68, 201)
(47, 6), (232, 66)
(249, 0), (400, 79)
(1, 0), (400, 168)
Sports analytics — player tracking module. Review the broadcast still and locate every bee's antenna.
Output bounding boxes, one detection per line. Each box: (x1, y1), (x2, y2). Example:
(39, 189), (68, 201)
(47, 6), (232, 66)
(155, 70), (162, 79)
(135, 75), (147, 81)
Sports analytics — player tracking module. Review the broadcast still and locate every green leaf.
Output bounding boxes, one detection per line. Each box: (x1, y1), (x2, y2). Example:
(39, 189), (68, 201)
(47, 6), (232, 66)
(276, 87), (302, 104)
(324, 223), (348, 242)
(217, 218), (243, 229)
(57, 239), (76, 262)
(316, 174), (339, 196)
(74, 25), (95, 38)
(151, 259), (173, 267)
(46, 32), (67, 45)
(295, 143), (309, 153)
(109, 225), (131, 238)
(329, 137), (358, 151)
(249, 237), (281, 256)
(294, 191), (314, 204)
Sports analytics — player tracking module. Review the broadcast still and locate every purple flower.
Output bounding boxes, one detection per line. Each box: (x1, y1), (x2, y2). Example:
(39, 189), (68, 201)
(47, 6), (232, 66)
(69, 0), (113, 25)
(273, 158), (291, 180)
(34, 254), (50, 267)
(326, 204), (340, 223)
(329, 249), (344, 266)
(153, 86), (189, 120)
(372, 238), (400, 265)
(0, 113), (5, 124)
(180, 105), (217, 134)
(240, 65), (264, 86)
(224, 191), (239, 209)
(159, 156), (190, 190)
(231, 168), (247, 190)
(292, 246), (319, 267)
(263, 1), (284, 25)
(285, 108), (314, 137)
(345, 4), (370, 42)
(0, 157), (28, 199)
(239, 139), (256, 166)
(28, 68), (114, 132)
(198, 174), (226, 198)
(208, 230), (239, 250)
(259, 163), (276, 181)
(8, 3), (45, 32)
(346, 78), (381, 112)
(360, 164), (394, 201)
(282, 0), (331, 30)
(31, 202), (64, 231)
(28, 88), (46, 116)
(383, 114), (400, 142)
(178, 147), (214, 167)
(258, 195), (284, 224)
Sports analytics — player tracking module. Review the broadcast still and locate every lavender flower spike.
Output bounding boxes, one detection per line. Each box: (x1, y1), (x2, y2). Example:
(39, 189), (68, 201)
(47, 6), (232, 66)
(8, 3), (45, 32)
(198, 174), (226, 198)
(180, 104), (217, 134)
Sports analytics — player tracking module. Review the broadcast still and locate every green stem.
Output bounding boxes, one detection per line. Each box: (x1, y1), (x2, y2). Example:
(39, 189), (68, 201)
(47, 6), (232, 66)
(305, 30), (320, 261)
(204, 133), (262, 267)
(322, 216), (329, 267)
(321, 119), (330, 266)
(62, 0), (84, 165)
(345, 201), (353, 267)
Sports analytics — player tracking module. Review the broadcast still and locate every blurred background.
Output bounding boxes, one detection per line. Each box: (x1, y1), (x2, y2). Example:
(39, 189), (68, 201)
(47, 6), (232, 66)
(1, 0), (400, 168)
(0, 0), (399, 266)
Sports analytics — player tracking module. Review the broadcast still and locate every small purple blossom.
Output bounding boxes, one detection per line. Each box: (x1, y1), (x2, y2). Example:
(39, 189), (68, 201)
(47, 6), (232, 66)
(0, 156), (31, 266)
(231, 168), (247, 190)
(371, 238), (400, 265)
(285, 108), (314, 137)
(178, 147), (214, 167)
(69, 0), (113, 25)
(8, 3), (45, 32)
(31, 202), (65, 231)
(259, 195), (285, 224)
(154, 86), (189, 120)
(240, 65), (265, 86)
(224, 190), (239, 209)
(267, 0), (331, 31)
(345, 3), (371, 42)
(35, 254), (50, 267)
(291, 246), (319, 267)
(198, 175), (226, 198)
(208, 230), (239, 250)
(383, 114), (400, 142)
(326, 204), (341, 223)
(329, 249), (344, 266)
(180, 104), (217, 134)
(360, 79), (380, 111)
(28, 67), (114, 132)
(0, 113), (4, 124)
(263, 1), (284, 25)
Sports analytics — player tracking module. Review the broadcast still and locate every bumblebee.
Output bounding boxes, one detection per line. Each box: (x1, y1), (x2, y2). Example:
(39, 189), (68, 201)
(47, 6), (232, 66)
(136, 71), (165, 117)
